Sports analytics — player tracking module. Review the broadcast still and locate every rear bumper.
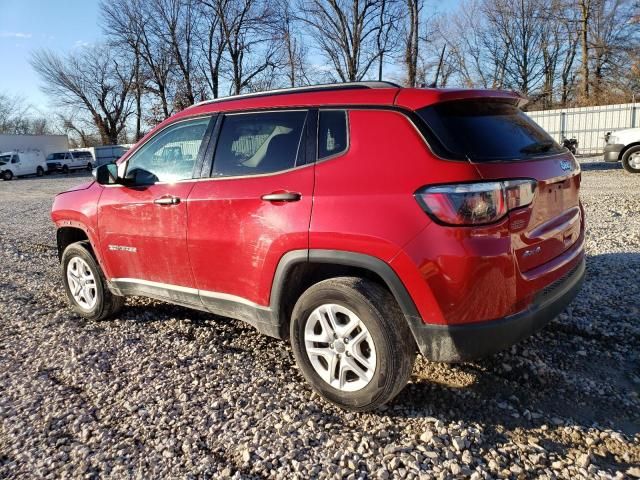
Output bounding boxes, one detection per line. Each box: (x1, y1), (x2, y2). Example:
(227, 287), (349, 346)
(410, 256), (585, 362)
(603, 144), (624, 162)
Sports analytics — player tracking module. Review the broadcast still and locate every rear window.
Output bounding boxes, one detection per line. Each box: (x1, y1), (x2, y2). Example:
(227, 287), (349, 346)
(418, 99), (564, 161)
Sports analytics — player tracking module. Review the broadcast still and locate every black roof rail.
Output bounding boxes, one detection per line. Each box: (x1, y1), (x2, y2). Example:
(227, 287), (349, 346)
(191, 81), (402, 108)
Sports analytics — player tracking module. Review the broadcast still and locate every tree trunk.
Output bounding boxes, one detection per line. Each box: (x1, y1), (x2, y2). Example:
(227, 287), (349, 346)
(579, 0), (590, 100)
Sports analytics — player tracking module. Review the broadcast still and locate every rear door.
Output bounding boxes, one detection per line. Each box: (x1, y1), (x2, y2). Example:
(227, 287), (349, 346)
(187, 110), (315, 313)
(98, 116), (214, 296)
(417, 98), (582, 273)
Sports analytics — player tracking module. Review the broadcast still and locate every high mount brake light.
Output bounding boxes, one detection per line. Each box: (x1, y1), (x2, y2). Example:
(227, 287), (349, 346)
(415, 179), (536, 226)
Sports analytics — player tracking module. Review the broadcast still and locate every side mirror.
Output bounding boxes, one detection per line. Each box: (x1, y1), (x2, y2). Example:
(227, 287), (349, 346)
(93, 163), (119, 185)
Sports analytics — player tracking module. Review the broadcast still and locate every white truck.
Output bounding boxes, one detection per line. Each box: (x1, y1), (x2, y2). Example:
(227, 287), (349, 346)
(604, 128), (640, 173)
(0, 150), (47, 181)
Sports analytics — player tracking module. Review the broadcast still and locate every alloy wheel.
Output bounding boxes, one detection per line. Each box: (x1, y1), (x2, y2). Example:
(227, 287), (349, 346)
(304, 303), (377, 392)
(66, 256), (98, 310)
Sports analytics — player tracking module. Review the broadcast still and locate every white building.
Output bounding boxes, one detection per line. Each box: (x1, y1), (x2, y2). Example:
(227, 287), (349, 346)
(0, 134), (68, 158)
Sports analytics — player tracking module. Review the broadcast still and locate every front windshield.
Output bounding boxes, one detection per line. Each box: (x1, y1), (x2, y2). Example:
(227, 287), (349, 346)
(0, 155), (11, 165)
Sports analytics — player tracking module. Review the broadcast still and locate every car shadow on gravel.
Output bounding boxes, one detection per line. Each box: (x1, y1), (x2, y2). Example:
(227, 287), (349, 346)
(388, 252), (639, 470)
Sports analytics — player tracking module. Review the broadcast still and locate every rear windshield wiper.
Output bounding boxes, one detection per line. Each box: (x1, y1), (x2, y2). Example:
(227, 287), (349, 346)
(520, 141), (555, 155)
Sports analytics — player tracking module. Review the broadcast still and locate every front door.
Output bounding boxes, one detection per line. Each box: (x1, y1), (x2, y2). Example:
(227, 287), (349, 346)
(187, 110), (315, 315)
(98, 116), (214, 301)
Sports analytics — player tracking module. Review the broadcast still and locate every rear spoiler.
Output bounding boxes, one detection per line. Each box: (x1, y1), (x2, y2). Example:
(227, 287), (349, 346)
(395, 88), (528, 111)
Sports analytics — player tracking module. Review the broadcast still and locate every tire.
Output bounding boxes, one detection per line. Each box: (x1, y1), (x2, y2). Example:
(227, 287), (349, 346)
(622, 145), (640, 173)
(87, 163), (93, 172)
(62, 165), (69, 174)
(2, 170), (13, 181)
(290, 277), (416, 411)
(36, 166), (44, 177)
(61, 241), (124, 321)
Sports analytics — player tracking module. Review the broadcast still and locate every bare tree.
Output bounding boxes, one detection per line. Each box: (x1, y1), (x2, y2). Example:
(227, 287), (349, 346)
(0, 92), (31, 134)
(298, 0), (388, 82)
(375, 0), (401, 81)
(483, 0), (549, 95)
(404, 0), (422, 86)
(577, 0), (592, 99)
(277, 0), (310, 87)
(31, 46), (135, 145)
(195, 1), (227, 98)
(101, 0), (175, 121)
(150, 0), (203, 107)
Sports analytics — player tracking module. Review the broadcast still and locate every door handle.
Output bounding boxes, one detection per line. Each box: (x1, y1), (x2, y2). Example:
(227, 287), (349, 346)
(261, 192), (302, 202)
(154, 195), (181, 205)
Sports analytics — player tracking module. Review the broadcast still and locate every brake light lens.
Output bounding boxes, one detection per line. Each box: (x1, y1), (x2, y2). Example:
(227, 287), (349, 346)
(415, 179), (536, 226)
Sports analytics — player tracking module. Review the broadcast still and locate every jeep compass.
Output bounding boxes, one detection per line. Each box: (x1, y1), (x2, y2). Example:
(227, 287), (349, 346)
(52, 82), (585, 411)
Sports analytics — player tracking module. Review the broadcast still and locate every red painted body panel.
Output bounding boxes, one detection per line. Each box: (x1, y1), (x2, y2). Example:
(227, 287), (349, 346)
(51, 181), (106, 266)
(309, 109), (482, 261)
(97, 183), (196, 286)
(186, 167), (314, 305)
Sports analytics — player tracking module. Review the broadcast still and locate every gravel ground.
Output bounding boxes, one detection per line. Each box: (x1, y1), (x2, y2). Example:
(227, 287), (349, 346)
(0, 159), (638, 479)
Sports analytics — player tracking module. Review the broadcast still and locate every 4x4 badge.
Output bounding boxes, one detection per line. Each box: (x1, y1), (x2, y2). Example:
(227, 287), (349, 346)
(560, 160), (572, 171)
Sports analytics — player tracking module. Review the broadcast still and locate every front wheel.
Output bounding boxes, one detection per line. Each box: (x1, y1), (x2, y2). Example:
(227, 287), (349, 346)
(36, 166), (44, 177)
(62, 165), (69, 174)
(87, 162), (93, 172)
(2, 170), (13, 181)
(290, 277), (416, 411)
(622, 146), (640, 173)
(61, 241), (124, 321)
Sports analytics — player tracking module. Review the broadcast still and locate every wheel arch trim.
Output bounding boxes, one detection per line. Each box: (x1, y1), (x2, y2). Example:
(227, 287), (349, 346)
(270, 248), (423, 331)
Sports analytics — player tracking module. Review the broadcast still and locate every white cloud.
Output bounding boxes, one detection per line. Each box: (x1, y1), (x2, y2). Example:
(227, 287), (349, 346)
(73, 40), (91, 48)
(0, 32), (32, 39)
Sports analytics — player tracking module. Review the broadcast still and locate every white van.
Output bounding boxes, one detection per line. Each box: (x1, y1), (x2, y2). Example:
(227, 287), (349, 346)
(0, 150), (47, 181)
(46, 150), (94, 174)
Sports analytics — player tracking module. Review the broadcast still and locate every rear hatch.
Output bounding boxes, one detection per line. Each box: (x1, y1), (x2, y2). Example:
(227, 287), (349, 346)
(416, 97), (582, 273)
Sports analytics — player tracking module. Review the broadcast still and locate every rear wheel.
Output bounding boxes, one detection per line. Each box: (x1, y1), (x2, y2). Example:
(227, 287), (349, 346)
(87, 162), (93, 171)
(36, 166), (44, 177)
(622, 146), (640, 173)
(2, 170), (13, 181)
(290, 277), (416, 411)
(61, 241), (124, 321)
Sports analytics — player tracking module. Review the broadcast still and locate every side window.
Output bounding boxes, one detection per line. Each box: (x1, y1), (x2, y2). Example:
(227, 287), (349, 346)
(318, 110), (348, 160)
(125, 117), (211, 184)
(212, 110), (307, 177)
(11, 155), (19, 164)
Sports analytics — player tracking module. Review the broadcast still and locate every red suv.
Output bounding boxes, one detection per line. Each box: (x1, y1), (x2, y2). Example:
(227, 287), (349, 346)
(52, 82), (585, 411)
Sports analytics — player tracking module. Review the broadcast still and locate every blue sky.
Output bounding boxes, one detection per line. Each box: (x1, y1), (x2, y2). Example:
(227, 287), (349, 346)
(0, 0), (461, 112)
(0, 0), (101, 111)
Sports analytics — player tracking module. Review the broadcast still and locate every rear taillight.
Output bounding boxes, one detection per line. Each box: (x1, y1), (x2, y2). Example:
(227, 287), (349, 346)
(415, 179), (536, 226)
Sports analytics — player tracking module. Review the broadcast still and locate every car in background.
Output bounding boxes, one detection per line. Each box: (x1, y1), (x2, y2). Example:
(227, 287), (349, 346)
(46, 151), (94, 174)
(604, 128), (640, 173)
(0, 150), (47, 181)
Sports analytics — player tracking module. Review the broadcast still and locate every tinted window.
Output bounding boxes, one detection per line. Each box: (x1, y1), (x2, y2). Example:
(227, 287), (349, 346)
(212, 111), (307, 177)
(418, 99), (564, 161)
(72, 151), (93, 158)
(0, 155), (10, 165)
(125, 117), (211, 184)
(318, 110), (348, 159)
(47, 153), (66, 161)
(11, 155), (19, 163)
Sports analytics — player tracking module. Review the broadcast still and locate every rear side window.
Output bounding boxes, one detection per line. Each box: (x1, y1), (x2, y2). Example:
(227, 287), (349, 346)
(318, 110), (348, 159)
(418, 99), (564, 161)
(212, 111), (307, 177)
